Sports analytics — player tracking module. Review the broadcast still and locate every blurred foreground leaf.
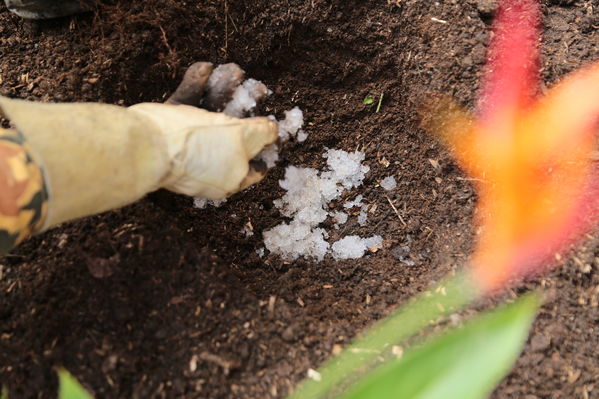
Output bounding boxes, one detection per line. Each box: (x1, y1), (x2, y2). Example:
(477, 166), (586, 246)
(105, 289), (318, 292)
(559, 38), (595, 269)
(58, 369), (92, 399)
(288, 273), (476, 399)
(341, 293), (539, 399)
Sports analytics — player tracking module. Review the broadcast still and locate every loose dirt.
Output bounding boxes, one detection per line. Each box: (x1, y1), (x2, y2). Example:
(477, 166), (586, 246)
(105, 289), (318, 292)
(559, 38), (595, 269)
(0, 0), (598, 398)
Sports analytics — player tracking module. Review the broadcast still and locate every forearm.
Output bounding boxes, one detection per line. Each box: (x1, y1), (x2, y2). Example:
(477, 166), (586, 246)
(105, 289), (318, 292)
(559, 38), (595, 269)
(0, 97), (171, 241)
(0, 68), (277, 254)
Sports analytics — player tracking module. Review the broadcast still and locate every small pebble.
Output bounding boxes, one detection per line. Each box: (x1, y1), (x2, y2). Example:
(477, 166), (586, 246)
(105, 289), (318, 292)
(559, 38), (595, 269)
(475, 0), (496, 18)
(530, 333), (551, 352)
(380, 176), (397, 191)
(282, 326), (295, 342)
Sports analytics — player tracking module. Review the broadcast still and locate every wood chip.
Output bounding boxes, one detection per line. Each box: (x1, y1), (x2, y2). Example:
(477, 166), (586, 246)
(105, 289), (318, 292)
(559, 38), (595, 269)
(168, 296), (186, 305)
(566, 366), (581, 384)
(199, 352), (238, 376)
(268, 295), (276, 315)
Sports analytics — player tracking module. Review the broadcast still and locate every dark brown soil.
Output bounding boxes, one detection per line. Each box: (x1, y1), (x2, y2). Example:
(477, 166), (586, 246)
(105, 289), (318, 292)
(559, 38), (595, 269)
(0, 0), (598, 398)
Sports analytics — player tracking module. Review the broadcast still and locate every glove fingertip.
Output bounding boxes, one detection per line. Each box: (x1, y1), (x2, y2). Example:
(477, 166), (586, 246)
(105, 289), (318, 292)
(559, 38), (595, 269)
(241, 117), (278, 159)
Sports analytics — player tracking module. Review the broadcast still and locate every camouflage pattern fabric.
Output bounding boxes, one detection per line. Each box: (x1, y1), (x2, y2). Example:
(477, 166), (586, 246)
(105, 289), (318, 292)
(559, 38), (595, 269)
(0, 128), (48, 255)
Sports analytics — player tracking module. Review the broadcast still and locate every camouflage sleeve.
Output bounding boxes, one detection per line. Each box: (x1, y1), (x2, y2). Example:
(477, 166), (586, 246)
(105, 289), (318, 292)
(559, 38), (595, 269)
(0, 128), (48, 255)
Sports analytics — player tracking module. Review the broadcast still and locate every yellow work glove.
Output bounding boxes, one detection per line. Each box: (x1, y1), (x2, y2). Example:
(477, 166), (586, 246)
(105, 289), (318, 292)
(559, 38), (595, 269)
(0, 62), (277, 235)
(128, 103), (276, 199)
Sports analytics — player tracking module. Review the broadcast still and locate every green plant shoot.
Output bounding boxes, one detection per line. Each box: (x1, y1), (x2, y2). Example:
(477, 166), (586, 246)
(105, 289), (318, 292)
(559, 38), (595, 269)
(57, 369), (92, 399)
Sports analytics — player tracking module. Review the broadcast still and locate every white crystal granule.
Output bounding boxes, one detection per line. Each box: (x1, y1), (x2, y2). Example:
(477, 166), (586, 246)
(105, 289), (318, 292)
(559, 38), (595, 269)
(380, 176), (397, 191)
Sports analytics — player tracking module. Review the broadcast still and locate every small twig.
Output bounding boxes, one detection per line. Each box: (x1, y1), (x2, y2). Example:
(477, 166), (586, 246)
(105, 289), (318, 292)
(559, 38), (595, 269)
(385, 196), (406, 226)
(376, 92), (384, 113)
(228, 12), (238, 33)
(424, 226), (434, 239)
(158, 25), (178, 78)
(158, 26), (174, 56)
(268, 295), (276, 316)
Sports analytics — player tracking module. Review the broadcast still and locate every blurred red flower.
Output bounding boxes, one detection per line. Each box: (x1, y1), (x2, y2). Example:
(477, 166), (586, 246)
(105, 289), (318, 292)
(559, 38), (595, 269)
(426, 0), (599, 293)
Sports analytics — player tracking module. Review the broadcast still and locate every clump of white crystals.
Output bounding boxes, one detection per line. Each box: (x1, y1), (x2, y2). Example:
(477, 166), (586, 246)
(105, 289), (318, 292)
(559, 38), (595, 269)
(357, 205), (369, 226)
(258, 107), (306, 168)
(223, 78), (271, 118)
(258, 144), (280, 170)
(344, 195), (363, 209)
(194, 67), (385, 261)
(331, 211), (348, 229)
(263, 149), (383, 261)
(193, 198), (227, 209)
(241, 225), (254, 237)
(277, 107), (305, 142)
(331, 235), (383, 260)
(380, 176), (397, 191)
(264, 221), (330, 261)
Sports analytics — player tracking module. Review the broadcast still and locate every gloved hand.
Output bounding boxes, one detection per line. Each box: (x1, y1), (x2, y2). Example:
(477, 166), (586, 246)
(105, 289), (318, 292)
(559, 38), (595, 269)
(0, 62), (277, 234)
(129, 62), (277, 199)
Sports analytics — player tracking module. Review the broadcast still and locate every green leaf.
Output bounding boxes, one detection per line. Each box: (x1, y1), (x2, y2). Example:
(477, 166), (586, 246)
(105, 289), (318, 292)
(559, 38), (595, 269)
(288, 272), (476, 399)
(340, 294), (540, 399)
(363, 95), (375, 105)
(57, 369), (92, 399)
(1, 385), (8, 399)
